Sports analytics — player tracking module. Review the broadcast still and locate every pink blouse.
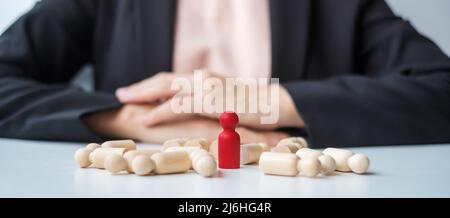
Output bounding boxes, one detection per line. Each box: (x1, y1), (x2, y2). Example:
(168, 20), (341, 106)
(172, 0), (272, 79)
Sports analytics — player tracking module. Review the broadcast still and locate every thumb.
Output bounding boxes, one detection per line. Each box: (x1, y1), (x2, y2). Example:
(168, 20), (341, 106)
(143, 95), (195, 126)
(116, 72), (180, 103)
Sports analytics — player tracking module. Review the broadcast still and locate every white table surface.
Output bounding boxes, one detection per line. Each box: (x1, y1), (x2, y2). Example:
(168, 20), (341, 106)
(1, 138), (449, 198)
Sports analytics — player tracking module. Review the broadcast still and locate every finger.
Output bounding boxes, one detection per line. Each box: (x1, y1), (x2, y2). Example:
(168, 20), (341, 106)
(116, 86), (177, 104)
(137, 117), (222, 144)
(237, 127), (289, 146)
(116, 80), (175, 103)
(263, 131), (290, 146)
(142, 95), (195, 126)
(236, 127), (268, 144)
(116, 72), (179, 103)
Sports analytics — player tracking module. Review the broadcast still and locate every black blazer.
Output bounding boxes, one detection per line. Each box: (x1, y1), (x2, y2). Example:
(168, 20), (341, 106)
(0, 0), (449, 147)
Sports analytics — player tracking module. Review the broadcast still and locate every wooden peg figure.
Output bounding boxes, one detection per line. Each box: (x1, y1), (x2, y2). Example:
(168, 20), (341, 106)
(218, 111), (241, 169)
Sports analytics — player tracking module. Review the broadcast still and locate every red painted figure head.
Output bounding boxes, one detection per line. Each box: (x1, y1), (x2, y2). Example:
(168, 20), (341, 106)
(219, 111), (239, 129)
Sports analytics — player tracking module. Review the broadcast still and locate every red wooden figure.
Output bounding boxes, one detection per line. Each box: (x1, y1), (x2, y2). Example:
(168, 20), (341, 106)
(218, 111), (240, 169)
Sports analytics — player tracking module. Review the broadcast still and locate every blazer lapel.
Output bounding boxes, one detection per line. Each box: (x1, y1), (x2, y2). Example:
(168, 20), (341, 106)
(138, 0), (311, 80)
(139, 0), (176, 75)
(270, 0), (311, 81)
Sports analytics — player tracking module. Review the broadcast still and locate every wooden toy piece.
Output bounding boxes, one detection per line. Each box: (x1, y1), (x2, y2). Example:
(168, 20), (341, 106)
(91, 147), (128, 169)
(193, 155), (217, 177)
(258, 143), (270, 152)
(275, 138), (293, 147)
(298, 158), (321, 178)
(123, 149), (161, 173)
(123, 150), (138, 173)
(240, 143), (264, 165)
(271, 144), (298, 153)
(104, 153), (127, 174)
(165, 146), (202, 154)
(132, 155), (155, 176)
(161, 138), (188, 151)
(190, 149), (210, 169)
(276, 142), (302, 151)
(184, 138), (210, 150)
(151, 151), (191, 174)
(276, 137), (308, 149)
(323, 148), (354, 172)
(259, 152), (299, 177)
(209, 139), (218, 159)
(86, 143), (101, 151)
(318, 155), (336, 175)
(191, 150), (210, 169)
(294, 137), (308, 148)
(348, 153), (370, 174)
(74, 148), (92, 168)
(296, 148), (321, 159)
(89, 152), (95, 163)
(102, 139), (136, 150)
(137, 149), (161, 157)
(190, 149), (210, 161)
(218, 112), (240, 169)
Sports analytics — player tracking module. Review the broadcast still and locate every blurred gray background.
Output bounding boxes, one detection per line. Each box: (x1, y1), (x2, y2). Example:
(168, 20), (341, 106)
(1, 0), (449, 77)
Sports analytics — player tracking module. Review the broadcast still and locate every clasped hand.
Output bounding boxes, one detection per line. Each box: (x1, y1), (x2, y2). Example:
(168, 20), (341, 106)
(84, 71), (304, 145)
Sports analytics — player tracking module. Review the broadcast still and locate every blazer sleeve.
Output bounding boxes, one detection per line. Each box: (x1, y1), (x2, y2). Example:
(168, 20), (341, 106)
(283, 0), (450, 147)
(0, 0), (122, 142)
